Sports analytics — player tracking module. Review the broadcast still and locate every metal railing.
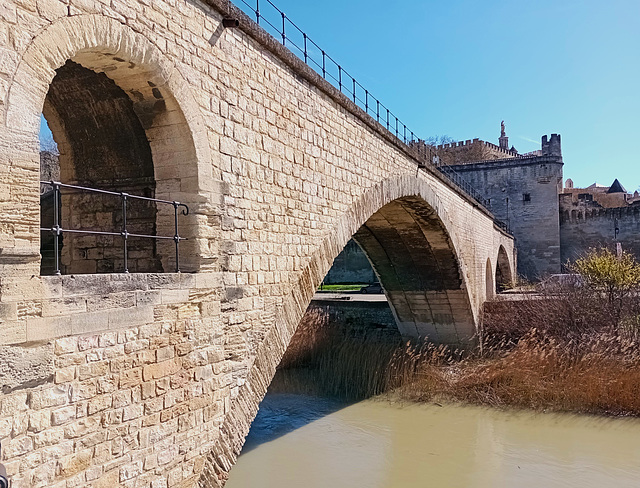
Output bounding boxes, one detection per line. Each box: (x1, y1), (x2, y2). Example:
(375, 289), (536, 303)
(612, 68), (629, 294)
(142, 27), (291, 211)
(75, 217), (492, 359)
(436, 165), (491, 209)
(233, 0), (510, 230)
(40, 181), (189, 275)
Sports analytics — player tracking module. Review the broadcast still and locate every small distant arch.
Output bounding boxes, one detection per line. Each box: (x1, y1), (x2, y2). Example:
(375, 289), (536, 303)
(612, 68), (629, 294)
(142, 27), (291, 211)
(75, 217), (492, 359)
(485, 258), (494, 299)
(495, 245), (513, 293)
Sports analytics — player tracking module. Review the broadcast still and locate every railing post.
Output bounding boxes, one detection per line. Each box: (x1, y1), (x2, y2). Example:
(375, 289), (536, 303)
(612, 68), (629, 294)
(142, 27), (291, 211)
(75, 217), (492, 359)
(52, 181), (61, 276)
(173, 202), (181, 273)
(256, 0), (260, 24)
(376, 100), (379, 122)
(352, 78), (356, 103)
(281, 12), (286, 45)
(322, 51), (326, 78)
(365, 90), (368, 113)
(303, 33), (308, 63)
(121, 193), (129, 273)
(338, 66), (342, 92)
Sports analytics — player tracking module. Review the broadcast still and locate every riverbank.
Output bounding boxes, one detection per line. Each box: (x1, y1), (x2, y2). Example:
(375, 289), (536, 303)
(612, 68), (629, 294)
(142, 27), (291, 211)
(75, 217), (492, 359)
(278, 300), (640, 418)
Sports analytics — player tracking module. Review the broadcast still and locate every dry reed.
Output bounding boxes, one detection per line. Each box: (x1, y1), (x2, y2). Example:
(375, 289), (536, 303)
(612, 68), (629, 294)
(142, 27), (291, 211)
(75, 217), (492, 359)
(276, 289), (640, 417)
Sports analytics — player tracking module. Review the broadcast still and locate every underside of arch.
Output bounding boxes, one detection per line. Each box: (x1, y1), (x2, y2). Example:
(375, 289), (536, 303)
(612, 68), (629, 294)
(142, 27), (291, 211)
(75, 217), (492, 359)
(354, 196), (475, 344)
(42, 60), (162, 274)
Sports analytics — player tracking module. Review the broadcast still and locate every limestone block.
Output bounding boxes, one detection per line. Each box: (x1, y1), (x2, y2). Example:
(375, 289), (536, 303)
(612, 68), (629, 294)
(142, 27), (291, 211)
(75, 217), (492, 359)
(0, 342), (54, 391)
(29, 385), (69, 410)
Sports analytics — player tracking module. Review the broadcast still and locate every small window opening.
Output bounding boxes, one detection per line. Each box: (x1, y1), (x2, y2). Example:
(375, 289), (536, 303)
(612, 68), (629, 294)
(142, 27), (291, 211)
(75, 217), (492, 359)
(522, 193), (531, 202)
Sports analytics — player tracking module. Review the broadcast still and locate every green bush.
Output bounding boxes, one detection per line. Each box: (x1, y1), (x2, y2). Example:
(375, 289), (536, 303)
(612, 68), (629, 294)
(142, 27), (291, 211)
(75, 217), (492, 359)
(571, 247), (640, 328)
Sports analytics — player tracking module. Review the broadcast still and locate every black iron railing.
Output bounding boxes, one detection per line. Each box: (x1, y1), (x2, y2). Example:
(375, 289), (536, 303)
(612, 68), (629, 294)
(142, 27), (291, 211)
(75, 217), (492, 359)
(40, 181), (189, 275)
(436, 165), (491, 209)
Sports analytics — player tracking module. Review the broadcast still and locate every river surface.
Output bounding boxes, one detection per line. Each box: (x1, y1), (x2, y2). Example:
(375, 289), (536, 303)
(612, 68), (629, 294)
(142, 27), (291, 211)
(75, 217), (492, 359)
(226, 393), (640, 488)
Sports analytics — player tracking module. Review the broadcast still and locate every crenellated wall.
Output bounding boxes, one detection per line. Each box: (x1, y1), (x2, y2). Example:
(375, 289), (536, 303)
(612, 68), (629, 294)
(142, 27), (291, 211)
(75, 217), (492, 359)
(560, 199), (640, 264)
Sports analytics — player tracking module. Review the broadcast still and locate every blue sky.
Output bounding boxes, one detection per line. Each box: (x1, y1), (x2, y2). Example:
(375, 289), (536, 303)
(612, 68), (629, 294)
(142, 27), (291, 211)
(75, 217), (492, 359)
(41, 0), (640, 189)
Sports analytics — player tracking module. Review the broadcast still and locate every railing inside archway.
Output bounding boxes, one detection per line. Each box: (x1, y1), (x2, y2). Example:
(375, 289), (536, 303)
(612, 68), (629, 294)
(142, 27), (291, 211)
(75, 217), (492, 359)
(40, 181), (189, 275)
(231, 0), (508, 229)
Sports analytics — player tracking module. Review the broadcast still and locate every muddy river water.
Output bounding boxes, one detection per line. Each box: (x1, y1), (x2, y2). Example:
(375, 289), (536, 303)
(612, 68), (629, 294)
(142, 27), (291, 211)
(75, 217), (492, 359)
(226, 393), (640, 488)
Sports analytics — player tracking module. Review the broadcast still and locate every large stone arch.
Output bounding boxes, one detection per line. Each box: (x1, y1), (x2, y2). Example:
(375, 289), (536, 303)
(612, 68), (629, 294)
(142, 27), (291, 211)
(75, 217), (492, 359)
(199, 173), (478, 486)
(353, 197), (475, 342)
(4, 14), (213, 274)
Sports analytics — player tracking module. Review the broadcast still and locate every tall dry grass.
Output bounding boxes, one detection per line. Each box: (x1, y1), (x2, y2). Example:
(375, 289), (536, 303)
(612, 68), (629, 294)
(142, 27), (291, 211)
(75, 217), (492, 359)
(276, 286), (640, 416)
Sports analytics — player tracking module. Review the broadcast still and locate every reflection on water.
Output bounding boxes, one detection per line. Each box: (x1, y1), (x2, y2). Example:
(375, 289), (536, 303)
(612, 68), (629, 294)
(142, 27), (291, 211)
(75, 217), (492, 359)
(227, 393), (640, 488)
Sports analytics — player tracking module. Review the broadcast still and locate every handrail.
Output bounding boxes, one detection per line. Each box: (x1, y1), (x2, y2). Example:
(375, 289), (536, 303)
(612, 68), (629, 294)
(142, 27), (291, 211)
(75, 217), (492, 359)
(40, 181), (189, 275)
(237, 0), (419, 147)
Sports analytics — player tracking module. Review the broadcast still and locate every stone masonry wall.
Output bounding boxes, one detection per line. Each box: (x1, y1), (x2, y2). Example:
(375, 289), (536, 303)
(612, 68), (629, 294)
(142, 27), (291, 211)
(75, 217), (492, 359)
(0, 0), (516, 486)
(560, 204), (640, 264)
(450, 156), (563, 280)
(0, 273), (229, 488)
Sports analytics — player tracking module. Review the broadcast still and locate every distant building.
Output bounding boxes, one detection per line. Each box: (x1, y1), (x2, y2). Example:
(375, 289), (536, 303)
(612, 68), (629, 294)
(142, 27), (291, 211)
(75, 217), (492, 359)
(442, 123), (640, 279)
(559, 178), (640, 265)
(443, 126), (564, 280)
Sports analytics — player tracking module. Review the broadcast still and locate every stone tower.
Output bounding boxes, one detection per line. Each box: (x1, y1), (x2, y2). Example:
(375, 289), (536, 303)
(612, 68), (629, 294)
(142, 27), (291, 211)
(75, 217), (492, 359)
(499, 120), (509, 150)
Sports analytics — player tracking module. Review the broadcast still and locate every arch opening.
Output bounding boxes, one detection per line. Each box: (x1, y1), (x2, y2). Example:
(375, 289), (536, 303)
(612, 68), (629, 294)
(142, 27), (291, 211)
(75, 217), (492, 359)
(226, 194), (478, 475)
(37, 50), (201, 275)
(352, 196), (474, 345)
(495, 245), (513, 293)
(485, 258), (494, 299)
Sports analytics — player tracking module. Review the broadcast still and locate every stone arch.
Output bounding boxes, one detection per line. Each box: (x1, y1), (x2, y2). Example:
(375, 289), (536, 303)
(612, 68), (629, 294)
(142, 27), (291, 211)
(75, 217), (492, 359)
(352, 196), (475, 342)
(199, 173), (479, 485)
(4, 14), (212, 274)
(495, 245), (513, 293)
(485, 258), (494, 299)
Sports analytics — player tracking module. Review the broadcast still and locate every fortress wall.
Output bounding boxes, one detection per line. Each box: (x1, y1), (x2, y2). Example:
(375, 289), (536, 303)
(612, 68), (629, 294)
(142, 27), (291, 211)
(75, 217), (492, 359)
(450, 157), (564, 280)
(560, 206), (640, 264)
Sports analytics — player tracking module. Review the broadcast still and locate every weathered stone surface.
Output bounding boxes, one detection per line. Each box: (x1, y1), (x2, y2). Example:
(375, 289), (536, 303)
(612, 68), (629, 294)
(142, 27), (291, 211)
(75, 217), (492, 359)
(0, 342), (54, 392)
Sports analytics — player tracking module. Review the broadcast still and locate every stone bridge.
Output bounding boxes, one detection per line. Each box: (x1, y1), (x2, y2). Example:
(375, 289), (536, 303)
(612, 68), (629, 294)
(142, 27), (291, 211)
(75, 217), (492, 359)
(0, 0), (515, 486)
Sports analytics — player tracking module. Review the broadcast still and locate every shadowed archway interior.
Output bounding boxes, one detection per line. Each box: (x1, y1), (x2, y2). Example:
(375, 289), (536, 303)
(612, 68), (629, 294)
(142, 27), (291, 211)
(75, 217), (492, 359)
(353, 196), (475, 345)
(495, 245), (513, 293)
(41, 60), (161, 275)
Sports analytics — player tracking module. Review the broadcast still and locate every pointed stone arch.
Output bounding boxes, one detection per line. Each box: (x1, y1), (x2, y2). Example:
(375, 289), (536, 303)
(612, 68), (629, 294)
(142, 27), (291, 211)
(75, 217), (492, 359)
(495, 245), (513, 293)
